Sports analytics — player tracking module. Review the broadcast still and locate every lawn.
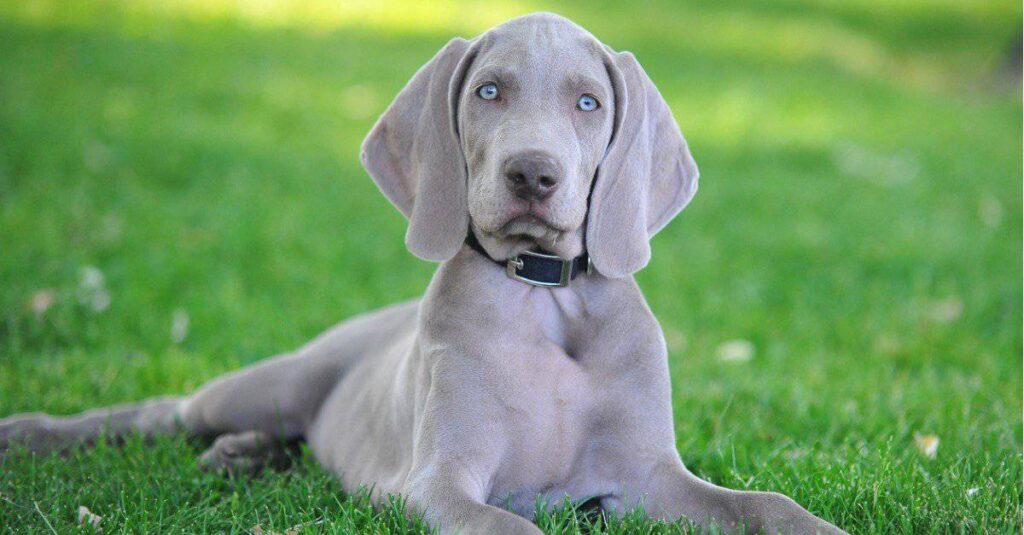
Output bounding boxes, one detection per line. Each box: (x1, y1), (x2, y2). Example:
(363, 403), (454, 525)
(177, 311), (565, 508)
(0, 0), (1021, 532)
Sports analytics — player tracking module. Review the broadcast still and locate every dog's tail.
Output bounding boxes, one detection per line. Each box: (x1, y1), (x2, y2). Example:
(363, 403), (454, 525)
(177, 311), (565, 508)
(0, 397), (184, 455)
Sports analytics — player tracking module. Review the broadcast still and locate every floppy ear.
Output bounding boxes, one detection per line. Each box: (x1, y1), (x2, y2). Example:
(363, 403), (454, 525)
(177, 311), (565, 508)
(586, 50), (699, 278)
(361, 38), (476, 262)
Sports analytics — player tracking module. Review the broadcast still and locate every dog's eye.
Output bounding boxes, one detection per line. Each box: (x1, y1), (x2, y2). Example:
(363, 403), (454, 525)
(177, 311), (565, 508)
(477, 83), (499, 101)
(577, 94), (599, 111)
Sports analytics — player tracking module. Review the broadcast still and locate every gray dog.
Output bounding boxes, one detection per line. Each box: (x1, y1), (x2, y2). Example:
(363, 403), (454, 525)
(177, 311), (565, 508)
(1, 13), (845, 535)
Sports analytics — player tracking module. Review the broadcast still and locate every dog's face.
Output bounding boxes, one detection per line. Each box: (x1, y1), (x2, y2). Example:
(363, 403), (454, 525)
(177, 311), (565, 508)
(459, 21), (615, 259)
(362, 13), (698, 278)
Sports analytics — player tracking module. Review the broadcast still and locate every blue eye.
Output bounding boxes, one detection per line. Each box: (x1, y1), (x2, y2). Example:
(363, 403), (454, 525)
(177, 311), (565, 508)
(577, 94), (599, 111)
(477, 83), (499, 100)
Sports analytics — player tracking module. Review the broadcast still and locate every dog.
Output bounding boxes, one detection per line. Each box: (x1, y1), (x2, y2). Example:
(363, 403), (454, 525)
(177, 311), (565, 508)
(0, 13), (845, 535)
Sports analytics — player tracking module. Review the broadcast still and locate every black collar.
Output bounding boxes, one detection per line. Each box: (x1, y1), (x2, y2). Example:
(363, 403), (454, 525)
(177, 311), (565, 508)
(466, 231), (591, 287)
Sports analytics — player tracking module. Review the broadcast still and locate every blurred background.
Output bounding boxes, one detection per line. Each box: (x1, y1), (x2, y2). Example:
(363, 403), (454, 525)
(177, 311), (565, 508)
(0, 0), (1020, 532)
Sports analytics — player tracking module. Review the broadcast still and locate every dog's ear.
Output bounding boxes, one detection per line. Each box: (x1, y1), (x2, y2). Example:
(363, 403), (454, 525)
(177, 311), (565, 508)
(361, 38), (476, 262)
(586, 50), (699, 278)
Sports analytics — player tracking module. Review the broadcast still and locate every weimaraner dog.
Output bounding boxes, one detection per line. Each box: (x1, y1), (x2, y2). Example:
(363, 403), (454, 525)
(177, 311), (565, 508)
(1, 13), (845, 535)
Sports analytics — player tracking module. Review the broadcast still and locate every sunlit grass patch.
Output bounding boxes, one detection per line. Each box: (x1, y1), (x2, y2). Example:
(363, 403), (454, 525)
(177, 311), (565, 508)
(3, 0), (539, 35)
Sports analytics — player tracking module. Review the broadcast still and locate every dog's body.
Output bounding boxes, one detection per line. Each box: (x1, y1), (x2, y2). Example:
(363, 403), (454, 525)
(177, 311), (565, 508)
(1, 14), (844, 535)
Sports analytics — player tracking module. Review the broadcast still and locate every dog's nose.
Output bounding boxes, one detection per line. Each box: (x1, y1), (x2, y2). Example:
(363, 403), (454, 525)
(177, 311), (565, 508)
(503, 152), (562, 201)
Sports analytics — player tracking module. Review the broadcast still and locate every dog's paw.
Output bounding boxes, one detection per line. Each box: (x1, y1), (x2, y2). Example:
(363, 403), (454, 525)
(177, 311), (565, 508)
(739, 491), (848, 535)
(199, 430), (289, 476)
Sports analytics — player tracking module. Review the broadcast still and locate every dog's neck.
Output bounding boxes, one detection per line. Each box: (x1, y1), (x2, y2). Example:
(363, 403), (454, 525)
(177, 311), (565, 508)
(421, 244), (641, 357)
(464, 231), (589, 288)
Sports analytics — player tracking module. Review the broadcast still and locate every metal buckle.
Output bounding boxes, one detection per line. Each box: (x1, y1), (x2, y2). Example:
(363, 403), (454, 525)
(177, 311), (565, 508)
(506, 250), (573, 287)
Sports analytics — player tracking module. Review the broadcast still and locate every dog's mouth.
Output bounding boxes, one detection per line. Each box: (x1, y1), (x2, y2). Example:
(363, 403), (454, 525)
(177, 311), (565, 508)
(476, 202), (567, 234)
(505, 201), (574, 231)
(472, 210), (570, 257)
(470, 195), (587, 259)
(501, 214), (557, 235)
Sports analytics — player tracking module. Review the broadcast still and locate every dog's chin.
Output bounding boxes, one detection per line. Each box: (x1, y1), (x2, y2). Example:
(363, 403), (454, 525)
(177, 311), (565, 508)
(472, 215), (584, 260)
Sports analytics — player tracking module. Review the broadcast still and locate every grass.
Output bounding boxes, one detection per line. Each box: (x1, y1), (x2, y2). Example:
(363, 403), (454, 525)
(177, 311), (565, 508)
(0, 0), (1020, 532)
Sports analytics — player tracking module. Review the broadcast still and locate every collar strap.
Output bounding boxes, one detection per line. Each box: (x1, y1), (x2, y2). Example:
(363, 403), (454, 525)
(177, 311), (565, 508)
(466, 232), (591, 287)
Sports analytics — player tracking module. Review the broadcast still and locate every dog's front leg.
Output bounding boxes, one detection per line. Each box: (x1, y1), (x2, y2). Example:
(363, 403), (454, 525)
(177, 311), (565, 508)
(636, 454), (846, 535)
(403, 465), (542, 535)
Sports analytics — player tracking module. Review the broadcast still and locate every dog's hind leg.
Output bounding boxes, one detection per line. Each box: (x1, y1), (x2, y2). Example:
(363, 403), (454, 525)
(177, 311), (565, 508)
(179, 302), (420, 443)
(0, 397), (183, 454)
(177, 349), (343, 441)
(1, 349), (343, 457)
(1, 301), (417, 458)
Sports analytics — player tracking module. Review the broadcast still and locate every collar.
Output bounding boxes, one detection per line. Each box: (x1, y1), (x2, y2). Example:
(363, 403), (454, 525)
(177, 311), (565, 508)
(466, 231), (591, 287)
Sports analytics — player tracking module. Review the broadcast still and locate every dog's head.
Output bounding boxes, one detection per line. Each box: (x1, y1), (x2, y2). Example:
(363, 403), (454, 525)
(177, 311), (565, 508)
(361, 13), (698, 277)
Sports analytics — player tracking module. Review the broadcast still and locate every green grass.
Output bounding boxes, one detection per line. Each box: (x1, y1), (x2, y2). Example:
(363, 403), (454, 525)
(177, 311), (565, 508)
(0, 0), (1020, 532)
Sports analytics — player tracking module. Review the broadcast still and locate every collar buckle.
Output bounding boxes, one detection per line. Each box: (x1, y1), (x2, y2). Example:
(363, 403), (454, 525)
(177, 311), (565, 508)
(506, 250), (573, 287)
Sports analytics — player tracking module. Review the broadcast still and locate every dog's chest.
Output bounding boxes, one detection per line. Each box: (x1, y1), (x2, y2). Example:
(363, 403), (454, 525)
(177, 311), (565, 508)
(482, 351), (595, 508)
(426, 281), (675, 513)
(483, 349), (670, 516)
(530, 287), (579, 349)
(481, 313), (672, 514)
